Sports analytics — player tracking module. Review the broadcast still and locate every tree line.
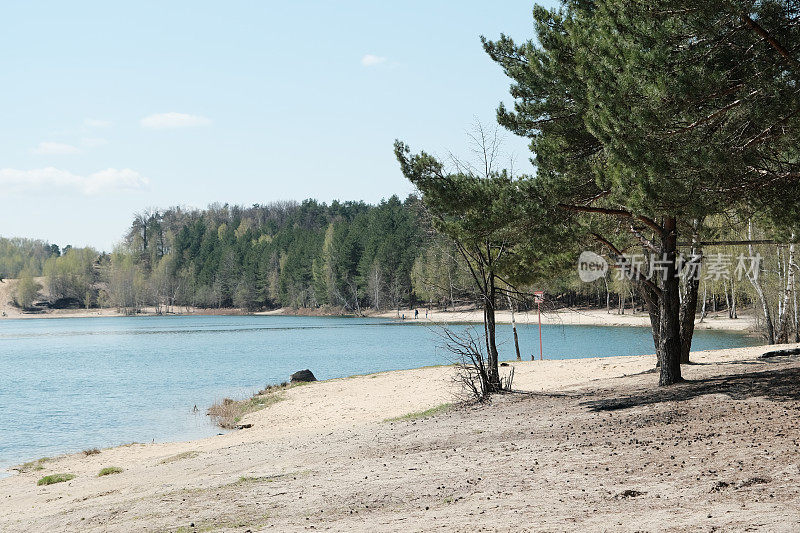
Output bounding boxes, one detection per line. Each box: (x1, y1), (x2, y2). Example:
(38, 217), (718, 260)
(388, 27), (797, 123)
(1, 198), (476, 313)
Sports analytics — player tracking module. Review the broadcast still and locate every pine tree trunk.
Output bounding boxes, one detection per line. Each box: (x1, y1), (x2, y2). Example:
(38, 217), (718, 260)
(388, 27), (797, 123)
(791, 237), (799, 342)
(639, 280), (661, 368)
(485, 274), (501, 391)
(657, 217), (683, 386)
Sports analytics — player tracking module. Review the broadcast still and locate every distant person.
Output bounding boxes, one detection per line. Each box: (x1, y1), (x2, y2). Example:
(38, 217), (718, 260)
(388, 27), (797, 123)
(414, 309), (419, 319)
(425, 309), (428, 319)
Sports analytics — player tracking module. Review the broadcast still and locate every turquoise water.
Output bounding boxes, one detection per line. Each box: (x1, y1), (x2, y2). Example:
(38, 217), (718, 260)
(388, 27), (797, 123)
(0, 315), (760, 473)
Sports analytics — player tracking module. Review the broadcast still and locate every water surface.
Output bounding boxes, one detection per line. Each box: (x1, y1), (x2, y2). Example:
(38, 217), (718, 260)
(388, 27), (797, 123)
(0, 314), (760, 473)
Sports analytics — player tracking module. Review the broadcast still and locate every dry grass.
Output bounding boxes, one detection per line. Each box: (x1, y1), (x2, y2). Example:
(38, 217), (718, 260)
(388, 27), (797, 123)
(206, 381), (308, 429)
(384, 402), (454, 422)
(159, 451), (200, 464)
(83, 448), (100, 456)
(14, 457), (49, 473)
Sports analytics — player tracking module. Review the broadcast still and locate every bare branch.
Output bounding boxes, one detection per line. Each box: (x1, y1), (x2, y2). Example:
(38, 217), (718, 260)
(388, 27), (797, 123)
(559, 204), (665, 235)
(741, 14), (800, 72)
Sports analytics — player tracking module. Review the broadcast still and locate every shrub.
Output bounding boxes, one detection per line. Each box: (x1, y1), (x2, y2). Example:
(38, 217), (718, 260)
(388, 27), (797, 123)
(207, 388), (288, 429)
(98, 467), (123, 476)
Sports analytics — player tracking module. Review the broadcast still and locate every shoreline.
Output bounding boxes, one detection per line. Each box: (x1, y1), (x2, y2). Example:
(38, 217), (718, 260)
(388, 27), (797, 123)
(0, 324), (765, 478)
(2, 341), (771, 476)
(3, 342), (778, 473)
(0, 303), (757, 333)
(1, 275), (756, 332)
(1, 276), (755, 332)
(1, 341), (796, 531)
(375, 307), (756, 333)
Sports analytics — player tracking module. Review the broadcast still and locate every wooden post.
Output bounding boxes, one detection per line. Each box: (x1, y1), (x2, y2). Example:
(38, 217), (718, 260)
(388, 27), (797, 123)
(507, 294), (521, 361)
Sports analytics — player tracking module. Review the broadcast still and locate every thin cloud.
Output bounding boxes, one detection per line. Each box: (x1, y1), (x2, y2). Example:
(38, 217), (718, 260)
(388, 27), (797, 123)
(81, 137), (109, 148)
(361, 54), (387, 67)
(32, 142), (81, 155)
(84, 118), (111, 128)
(0, 167), (149, 196)
(140, 112), (211, 129)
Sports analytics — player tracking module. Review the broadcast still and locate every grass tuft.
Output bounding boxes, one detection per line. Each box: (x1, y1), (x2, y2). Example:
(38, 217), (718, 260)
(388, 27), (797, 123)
(14, 457), (50, 473)
(235, 473), (290, 484)
(233, 469), (311, 486)
(159, 451), (200, 464)
(83, 448), (100, 456)
(207, 382), (309, 429)
(384, 403), (454, 422)
(37, 473), (75, 486)
(98, 467), (123, 476)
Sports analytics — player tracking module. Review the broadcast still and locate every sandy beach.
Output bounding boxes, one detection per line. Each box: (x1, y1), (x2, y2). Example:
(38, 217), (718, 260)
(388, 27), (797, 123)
(375, 307), (754, 332)
(1, 277), (755, 334)
(2, 342), (798, 531)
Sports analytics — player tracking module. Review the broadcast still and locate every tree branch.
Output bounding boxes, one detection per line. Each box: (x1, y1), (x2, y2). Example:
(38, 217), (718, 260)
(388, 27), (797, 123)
(559, 204), (664, 235)
(741, 14), (800, 71)
(591, 232), (662, 297)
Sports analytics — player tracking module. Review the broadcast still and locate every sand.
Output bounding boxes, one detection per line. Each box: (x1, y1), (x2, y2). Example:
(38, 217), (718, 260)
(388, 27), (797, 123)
(375, 306), (754, 332)
(0, 278), (232, 320)
(2, 342), (799, 531)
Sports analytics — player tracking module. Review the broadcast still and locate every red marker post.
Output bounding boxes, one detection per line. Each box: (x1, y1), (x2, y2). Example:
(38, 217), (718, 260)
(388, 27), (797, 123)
(534, 291), (544, 360)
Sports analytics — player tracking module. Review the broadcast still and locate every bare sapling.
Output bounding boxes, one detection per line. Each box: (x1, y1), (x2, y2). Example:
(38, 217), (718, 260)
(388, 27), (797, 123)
(439, 326), (514, 402)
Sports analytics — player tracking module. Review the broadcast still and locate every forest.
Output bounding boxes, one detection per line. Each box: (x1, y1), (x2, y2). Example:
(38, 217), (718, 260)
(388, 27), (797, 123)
(0, 203), (795, 350)
(1, 197), (473, 314)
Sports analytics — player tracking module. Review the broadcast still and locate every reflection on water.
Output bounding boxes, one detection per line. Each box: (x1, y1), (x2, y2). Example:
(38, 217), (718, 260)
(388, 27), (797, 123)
(0, 314), (760, 472)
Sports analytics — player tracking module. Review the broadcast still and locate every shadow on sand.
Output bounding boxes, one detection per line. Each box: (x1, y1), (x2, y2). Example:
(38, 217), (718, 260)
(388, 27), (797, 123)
(580, 356), (800, 412)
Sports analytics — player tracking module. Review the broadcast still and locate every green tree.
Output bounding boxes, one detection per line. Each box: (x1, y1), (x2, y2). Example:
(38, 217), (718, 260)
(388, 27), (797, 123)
(43, 247), (98, 307)
(395, 141), (556, 391)
(482, 0), (800, 385)
(13, 270), (42, 309)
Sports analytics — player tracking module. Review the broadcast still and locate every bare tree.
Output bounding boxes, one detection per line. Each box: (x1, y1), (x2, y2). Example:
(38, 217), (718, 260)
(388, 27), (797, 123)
(439, 327), (514, 402)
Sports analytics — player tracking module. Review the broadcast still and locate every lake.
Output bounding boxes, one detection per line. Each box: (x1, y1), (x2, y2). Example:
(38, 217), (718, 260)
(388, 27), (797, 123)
(0, 314), (760, 474)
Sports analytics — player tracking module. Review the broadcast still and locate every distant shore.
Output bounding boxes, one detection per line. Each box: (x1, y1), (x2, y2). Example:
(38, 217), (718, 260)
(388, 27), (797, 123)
(1, 303), (755, 334)
(1, 274), (755, 332)
(373, 306), (755, 332)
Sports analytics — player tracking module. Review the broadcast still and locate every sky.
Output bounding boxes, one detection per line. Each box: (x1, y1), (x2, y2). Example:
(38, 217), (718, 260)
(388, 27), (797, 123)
(0, 1), (558, 251)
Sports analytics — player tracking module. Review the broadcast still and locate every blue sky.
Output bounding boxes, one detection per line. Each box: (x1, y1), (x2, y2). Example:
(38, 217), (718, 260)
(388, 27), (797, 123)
(0, 1), (557, 251)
